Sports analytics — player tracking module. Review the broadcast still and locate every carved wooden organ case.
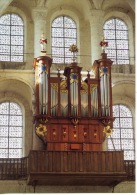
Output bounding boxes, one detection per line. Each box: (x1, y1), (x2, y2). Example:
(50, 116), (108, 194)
(33, 52), (113, 151)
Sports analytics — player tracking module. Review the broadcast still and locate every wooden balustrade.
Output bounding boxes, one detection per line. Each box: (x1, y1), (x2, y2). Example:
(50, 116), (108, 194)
(28, 150), (125, 173)
(0, 157), (28, 180)
(27, 150), (127, 185)
(124, 160), (135, 181)
(0, 152), (135, 185)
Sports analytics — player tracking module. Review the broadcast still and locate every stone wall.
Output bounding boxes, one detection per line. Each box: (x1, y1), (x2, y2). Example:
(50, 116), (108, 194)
(0, 181), (135, 193)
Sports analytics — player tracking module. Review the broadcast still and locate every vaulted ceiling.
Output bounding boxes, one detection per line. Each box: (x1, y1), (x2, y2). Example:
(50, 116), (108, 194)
(0, 0), (135, 16)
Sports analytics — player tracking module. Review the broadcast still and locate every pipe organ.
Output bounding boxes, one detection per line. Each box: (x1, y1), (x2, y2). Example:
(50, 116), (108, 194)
(33, 49), (114, 151)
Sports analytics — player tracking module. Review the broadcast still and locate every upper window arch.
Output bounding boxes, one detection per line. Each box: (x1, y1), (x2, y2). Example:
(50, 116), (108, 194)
(0, 13), (24, 62)
(51, 15), (77, 64)
(103, 18), (129, 65)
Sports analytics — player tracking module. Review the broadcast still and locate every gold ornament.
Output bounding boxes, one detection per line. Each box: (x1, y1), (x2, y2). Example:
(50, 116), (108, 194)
(103, 125), (112, 137)
(36, 124), (47, 137)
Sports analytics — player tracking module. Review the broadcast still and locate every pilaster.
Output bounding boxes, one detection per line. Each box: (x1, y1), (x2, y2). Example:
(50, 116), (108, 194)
(32, 8), (47, 57)
(90, 10), (104, 64)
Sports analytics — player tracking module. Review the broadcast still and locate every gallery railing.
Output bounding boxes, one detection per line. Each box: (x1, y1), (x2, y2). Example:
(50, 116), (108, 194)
(0, 157), (28, 180)
(0, 152), (135, 181)
(124, 160), (135, 181)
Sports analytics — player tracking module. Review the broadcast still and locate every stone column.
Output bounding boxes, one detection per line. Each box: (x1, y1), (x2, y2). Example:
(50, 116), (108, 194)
(32, 8), (47, 57)
(32, 8), (47, 150)
(90, 10), (104, 64)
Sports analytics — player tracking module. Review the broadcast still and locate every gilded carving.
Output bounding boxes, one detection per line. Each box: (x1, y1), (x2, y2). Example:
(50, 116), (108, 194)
(36, 124), (47, 137)
(103, 125), (112, 137)
(90, 84), (97, 93)
(51, 83), (58, 92)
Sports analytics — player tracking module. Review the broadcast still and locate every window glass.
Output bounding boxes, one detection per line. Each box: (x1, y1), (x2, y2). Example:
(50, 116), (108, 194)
(107, 105), (135, 160)
(51, 16), (77, 64)
(0, 14), (24, 62)
(0, 102), (23, 158)
(103, 18), (129, 64)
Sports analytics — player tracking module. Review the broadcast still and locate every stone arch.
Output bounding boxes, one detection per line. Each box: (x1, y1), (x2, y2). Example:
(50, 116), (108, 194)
(0, 77), (35, 112)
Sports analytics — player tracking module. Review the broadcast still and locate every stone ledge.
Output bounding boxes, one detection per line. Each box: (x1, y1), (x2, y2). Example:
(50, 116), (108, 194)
(0, 61), (26, 69)
(111, 64), (135, 74)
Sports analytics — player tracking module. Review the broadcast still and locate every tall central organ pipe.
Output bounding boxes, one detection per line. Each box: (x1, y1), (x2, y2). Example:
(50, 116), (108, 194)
(39, 62), (48, 115)
(70, 78), (78, 116)
(100, 68), (110, 116)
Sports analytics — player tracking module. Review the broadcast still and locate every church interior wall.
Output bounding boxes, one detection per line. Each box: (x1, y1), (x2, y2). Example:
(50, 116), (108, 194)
(0, 0), (135, 193)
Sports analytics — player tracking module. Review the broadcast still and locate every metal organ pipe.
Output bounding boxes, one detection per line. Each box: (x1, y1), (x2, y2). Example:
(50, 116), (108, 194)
(100, 69), (110, 117)
(105, 74), (108, 116)
(42, 69), (46, 114)
(51, 85), (58, 116)
(38, 63), (48, 115)
(45, 73), (48, 114)
(91, 87), (98, 117)
(39, 64), (43, 114)
(100, 76), (105, 116)
(70, 81), (78, 117)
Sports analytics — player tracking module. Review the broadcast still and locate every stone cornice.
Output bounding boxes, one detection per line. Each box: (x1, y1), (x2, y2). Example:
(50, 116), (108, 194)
(0, 61), (26, 69)
(111, 64), (135, 74)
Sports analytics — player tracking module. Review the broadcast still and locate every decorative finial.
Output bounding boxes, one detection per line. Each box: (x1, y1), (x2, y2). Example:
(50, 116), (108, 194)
(69, 44), (78, 62)
(40, 33), (47, 51)
(100, 37), (108, 53)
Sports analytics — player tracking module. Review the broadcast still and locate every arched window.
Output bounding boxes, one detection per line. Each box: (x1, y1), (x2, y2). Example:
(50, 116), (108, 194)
(0, 14), (24, 62)
(108, 105), (135, 160)
(103, 18), (129, 65)
(0, 102), (23, 158)
(51, 16), (77, 64)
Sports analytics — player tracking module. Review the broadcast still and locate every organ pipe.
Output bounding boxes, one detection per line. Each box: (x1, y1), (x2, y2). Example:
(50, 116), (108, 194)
(100, 69), (110, 117)
(91, 86), (98, 117)
(81, 92), (88, 117)
(39, 64), (43, 114)
(60, 92), (68, 116)
(70, 80), (78, 117)
(51, 84), (58, 116)
(38, 63), (48, 115)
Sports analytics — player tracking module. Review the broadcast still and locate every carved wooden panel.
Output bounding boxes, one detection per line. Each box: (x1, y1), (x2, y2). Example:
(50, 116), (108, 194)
(78, 125), (89, 142)
(68, 125), (78, 142)
(89, 125), (100, 143)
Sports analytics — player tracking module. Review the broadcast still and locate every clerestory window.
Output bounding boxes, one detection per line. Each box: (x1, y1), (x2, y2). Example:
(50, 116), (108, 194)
(103, 18), (129, 65)
(0, 14), (24, 62)
(51, 16), (77, 64)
